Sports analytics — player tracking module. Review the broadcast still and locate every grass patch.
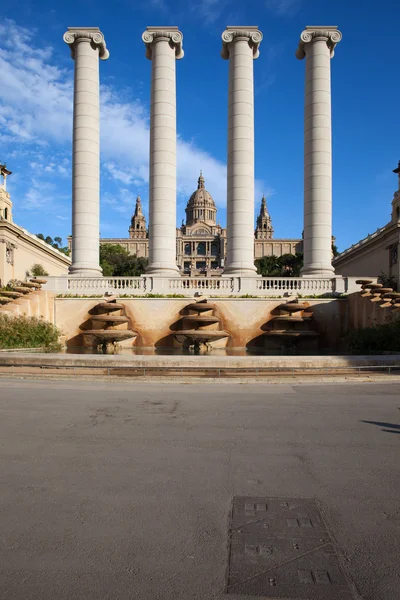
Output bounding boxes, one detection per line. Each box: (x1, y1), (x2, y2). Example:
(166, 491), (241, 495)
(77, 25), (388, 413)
(0, 314), (61, 351)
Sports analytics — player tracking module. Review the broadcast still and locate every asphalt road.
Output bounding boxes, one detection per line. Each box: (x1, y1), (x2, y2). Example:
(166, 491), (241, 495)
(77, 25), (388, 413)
(0, 378), (399, 600)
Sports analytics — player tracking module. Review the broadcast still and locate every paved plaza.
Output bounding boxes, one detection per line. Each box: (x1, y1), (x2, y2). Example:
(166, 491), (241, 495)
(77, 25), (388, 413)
(0, 379), (399, 599)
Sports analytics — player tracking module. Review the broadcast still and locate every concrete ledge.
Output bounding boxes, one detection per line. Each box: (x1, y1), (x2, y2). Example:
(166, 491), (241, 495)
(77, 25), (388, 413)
(0, 352), (400, 370)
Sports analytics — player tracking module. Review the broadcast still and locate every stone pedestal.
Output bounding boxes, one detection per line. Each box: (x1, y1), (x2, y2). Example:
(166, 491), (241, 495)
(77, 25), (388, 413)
(296, 26), (342, 278)
(142, 27), (184, 276)
(63, 27), (109, 276)
(221, 27), (262, 277)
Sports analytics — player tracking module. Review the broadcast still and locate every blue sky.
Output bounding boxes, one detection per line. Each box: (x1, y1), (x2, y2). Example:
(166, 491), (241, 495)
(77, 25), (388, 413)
(1, 0), (399, 251)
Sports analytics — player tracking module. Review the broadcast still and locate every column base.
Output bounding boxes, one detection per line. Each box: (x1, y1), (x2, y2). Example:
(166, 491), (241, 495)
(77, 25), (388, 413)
(222, 265), (259, 277)
(68, 266), (103, 277)
(300, 264), (335, 278)
(145, 265), (180, 277)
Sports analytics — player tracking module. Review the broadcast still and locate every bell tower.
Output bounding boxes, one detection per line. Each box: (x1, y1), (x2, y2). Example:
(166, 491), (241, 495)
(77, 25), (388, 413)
(0, 163), (12, 223)
(129, 196), (147, 239)
(255, 195), (273, 239)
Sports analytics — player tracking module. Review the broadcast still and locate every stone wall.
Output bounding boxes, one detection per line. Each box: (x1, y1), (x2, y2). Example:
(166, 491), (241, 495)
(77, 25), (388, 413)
(0, 222), (70, 286)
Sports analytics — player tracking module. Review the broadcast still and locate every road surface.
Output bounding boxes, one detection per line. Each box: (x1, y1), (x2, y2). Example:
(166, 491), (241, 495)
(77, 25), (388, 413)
(0, 378), (399, 599)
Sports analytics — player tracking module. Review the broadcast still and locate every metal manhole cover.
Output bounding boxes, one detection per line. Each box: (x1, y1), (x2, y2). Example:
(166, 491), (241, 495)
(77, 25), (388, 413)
(226, 496), (354, 599)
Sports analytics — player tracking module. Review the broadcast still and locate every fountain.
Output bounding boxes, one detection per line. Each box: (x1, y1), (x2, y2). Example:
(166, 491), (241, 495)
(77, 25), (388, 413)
(263, 299), (319, 354)
(80, 297), (137, 353)
(172, 298), (229, 353)
(355, 279), (400, 311)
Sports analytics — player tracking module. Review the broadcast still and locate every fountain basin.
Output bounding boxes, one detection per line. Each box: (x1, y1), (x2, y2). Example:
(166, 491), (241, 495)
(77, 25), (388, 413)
(95, 302), (125, 312)
(185, 303), (216, 313)
(91, 315), (130, 325)
(174, 330), (229, 342)
(264, 330), (319, 338)
(0, 291), (23, 299)
(278, 302), (309, 313)
(82, 330), (137, 344)
(181, 315), (220, 324)
(12, 286), (32, 294)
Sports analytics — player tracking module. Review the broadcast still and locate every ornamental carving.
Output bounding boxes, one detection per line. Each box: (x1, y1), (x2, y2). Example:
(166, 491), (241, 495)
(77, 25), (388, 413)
(63, 28), (109, 61)
(296, 27), (342, 60)
(142, 28), (184, 60)
(221, 27), (263, 60)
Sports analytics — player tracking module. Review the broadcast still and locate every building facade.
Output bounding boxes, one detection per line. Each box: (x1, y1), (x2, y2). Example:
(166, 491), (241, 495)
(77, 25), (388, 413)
(0, 165), (71, 286)
(100, 173), (303, 275)
(333, 162), (400, 287)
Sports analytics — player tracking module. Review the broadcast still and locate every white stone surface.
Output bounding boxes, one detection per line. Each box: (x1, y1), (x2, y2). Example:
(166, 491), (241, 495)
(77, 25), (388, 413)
(142, 27), (183, 276)
(221, 27), (262, 277)
(296, 26), (342, 278)
(63, 28), (109, 277)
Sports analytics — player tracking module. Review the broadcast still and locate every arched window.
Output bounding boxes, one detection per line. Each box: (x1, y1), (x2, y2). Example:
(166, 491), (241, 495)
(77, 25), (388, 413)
(184, 243), (191, 255)
(197, 242), (206, 256)
(4, 208), (8, 220)
(263, 223), (267, 229)
(137, 223), (140, 229)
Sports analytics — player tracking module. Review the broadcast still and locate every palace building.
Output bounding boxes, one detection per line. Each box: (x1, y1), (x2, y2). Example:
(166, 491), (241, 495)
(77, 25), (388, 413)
(99, 172), (303, 276)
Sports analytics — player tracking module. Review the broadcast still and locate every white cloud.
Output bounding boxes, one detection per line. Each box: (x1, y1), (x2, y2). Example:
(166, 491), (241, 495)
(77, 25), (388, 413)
(192, 0), (228, 25)
(0, 19), (266, 219)
(265, 0), (302, 16)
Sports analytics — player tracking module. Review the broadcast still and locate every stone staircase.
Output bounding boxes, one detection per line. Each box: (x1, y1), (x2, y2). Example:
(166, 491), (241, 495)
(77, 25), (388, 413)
(0, 279), (54, 321)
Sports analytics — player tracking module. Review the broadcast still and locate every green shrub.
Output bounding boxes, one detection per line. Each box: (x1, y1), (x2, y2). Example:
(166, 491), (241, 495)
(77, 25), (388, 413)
(345, 319), (400, 354)
(0, 314), (61, 351)
(31, 264), (49, 277)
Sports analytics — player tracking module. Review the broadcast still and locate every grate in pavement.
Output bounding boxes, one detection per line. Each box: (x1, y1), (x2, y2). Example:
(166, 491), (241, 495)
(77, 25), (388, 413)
(226, 496), (354, 599)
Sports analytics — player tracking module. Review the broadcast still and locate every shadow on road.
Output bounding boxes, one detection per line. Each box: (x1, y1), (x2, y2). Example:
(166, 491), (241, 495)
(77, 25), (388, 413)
(361, 420), (400, 434)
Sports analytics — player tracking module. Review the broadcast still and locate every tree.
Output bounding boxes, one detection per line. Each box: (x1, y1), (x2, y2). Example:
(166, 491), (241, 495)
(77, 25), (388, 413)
(99, 244), (147, 277)
(255, 253), (303, 277)
(36, 234), (70, 256)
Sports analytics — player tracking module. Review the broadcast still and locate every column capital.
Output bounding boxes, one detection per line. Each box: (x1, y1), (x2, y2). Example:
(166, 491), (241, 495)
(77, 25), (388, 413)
(142, 27), (184, 60)
(296, 26), (342, 60)
(63, 27), (109, 60)
(221, 26), (263, 60)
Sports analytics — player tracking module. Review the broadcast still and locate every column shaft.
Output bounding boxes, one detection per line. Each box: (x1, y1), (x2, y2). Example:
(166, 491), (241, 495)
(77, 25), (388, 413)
(72, 40), (101, 275)
(297, 27), (342, 278)
(142, 27), (183, 276)
(64, 28), (109, 277)
(227, 39), (255, 274)
(221, 27), (262, 277)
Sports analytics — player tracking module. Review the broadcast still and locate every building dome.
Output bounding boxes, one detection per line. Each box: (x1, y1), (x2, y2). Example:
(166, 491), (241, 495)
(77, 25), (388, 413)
(185, 171), (217, 227)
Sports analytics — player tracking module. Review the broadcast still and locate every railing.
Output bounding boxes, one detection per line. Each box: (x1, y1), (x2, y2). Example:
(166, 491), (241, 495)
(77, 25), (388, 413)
(68, 277), (145, 292)
(44, 275), (348, 296)
(169, 277), (234, 292)
(256, 278), (333, 294)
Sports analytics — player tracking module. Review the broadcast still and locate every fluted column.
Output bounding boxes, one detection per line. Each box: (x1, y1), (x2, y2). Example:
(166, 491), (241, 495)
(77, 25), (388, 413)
(296, 26), (342, 278)
(142, 27), (183, 276)
(63, 27), (109, 276)
(221, 26), (262, 277)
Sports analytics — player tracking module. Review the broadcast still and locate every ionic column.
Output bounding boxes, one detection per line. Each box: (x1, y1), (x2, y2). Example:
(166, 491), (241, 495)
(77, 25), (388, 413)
(221, 27), (262, 277)
(142, 27), (184, 276)
(63, 27), (109, 276)
(296, 26), (342, 278)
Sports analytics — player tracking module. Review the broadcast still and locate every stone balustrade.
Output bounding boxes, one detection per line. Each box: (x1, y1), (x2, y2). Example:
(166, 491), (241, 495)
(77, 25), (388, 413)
(41, 275), (361, 297)
(256, 277), (333, 294)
